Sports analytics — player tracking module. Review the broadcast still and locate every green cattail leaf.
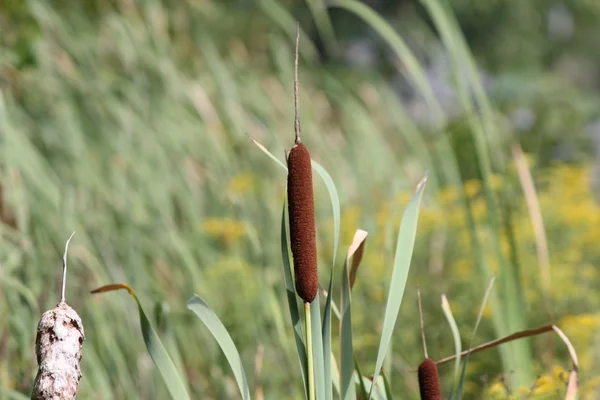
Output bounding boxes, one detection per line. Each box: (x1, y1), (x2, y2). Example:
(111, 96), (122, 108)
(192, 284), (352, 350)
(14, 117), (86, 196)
(281, 203), (309, 397)
(258, 0), (320, 63)
(187, 295), (251, 400)
(305, 0), (338, 57)
(360, 375), (388, 400)
(441, 294), (462, 394)
(456, 278), (495, 399)
(330, 0), (443, 121)
(310, 294), (326, 400)
(250, 136), (288, 171)
(552, 325), (579, 400)
(340, 256), (355, 400)
(339, 230), (368, 400)
(311, 160), (340, 271)
(91, 284), (191, 400)
(311, 159), (341, 400)
(354, 356), (369, 400)
(381, 372), (394, 400)
(369, 175), (427, 399)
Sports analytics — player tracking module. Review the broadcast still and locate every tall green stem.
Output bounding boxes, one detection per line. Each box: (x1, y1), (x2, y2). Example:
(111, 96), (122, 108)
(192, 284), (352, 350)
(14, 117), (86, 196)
(305, 302), (315, 400)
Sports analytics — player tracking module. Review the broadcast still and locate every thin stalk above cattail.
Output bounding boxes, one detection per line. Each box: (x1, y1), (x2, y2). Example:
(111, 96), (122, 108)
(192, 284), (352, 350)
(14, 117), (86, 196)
(417, 285), (442, 400)
(287, 24), (318, 304)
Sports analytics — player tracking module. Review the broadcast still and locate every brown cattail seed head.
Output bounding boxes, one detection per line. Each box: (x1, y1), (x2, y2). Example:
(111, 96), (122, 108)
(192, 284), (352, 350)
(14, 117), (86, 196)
(418, 358), (443, 400)
(31, 302), (85, 400)
(287, 141), (318, 303)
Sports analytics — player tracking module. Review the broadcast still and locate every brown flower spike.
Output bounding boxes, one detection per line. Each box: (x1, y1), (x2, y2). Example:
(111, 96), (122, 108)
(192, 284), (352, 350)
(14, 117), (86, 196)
(418, 358), (443, 400)
(287, 25), (318, 303)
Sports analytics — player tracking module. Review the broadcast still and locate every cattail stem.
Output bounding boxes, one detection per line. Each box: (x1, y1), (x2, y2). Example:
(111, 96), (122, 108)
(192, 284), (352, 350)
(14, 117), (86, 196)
(294, 23), (301, 144)
(305, 302), (315, 400)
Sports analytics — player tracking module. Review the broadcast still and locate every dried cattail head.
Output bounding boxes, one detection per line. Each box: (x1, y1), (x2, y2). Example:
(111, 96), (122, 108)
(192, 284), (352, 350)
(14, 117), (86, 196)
(32, 302), (85, 400)
(287, 141), (318, 303)
(287, 25), (318, 304)
(418, 358), (443, 400)
(31, 232), (85, 400)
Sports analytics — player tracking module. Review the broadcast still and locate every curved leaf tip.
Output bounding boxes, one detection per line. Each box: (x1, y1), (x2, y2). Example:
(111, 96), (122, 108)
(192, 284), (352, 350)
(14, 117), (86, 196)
(91, 283), (135, 296)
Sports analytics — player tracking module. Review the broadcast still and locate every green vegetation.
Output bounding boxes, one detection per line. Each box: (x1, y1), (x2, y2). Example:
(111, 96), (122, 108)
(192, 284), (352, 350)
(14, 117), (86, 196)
(1, 0), (599, 399)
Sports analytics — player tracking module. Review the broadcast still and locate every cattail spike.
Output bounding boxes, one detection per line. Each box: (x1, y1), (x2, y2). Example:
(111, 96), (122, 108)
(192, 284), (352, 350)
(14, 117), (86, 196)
(287, 142), (318, 303)
(418, 359), (443, 400)
(287, 25), (318, 303)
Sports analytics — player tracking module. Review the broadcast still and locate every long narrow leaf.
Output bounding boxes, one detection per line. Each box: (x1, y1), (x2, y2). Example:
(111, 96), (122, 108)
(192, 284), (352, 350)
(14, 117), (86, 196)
(552, 325), (579, 400)
(310, 294), (326, 400)
(441, 294), (462, 379)
(455, 278), (495, 399)
(187, 295), (251, 400)
(339, 256), (356, 400)
(354, 356), (369, 400)
(330, 0), (444, 121)
(339, 230), (369, 400)
(281, 204), (309, 396)
(91, 284), (190, 400)
(311, 159), (341, 400)
(369, 176), (427, 398)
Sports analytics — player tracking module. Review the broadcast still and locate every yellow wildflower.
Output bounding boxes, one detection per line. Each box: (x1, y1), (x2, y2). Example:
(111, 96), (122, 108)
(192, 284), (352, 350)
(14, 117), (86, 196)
(202, 217), (247, 245)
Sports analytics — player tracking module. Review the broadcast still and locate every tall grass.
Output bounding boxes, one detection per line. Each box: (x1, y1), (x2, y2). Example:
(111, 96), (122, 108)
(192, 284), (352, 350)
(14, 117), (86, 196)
(0, 0), (589, 398)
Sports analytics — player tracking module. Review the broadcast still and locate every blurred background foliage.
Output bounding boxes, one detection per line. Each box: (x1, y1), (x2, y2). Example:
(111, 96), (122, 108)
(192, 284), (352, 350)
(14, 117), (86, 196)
(1, 0), (600, 399)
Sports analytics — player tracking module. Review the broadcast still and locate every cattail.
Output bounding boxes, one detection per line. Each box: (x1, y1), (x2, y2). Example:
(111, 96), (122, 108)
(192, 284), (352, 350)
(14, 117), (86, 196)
(417, 285), (442, 400)
(418, 359), (443, 400)
(287, 24), (318, 304)
(31, 233), (85, 400)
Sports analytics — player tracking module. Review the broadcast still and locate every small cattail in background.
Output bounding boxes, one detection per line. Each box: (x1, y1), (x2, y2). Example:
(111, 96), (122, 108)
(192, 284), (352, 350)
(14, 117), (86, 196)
(418, 359), (443, 400)
(287, 25), (318, 304)
(31, 233), (85, 400)
(417, 285), (442, 400)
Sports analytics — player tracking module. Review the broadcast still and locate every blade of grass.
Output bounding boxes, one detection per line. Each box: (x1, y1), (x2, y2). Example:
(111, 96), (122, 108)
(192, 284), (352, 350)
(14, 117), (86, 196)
(441, 294), (462, 379)
(258, 0), (320, 63)
(382, 372), (393, 400)
(339, 229), (368, 400)
(330, 0), (444, 121)
(305, 0), (339, 57)
(310, 295), (326, 400)
(512, 142), (552, 312)
(313, 159), (341, 400)
(369, 175), (427, 399)
(249, 136), (288, 171)
(552, 325), (578, 400)
(281, 203), (309, 397)
(354, 356), (369, 400)
(455, 278), (495, 399)
(187, 295), (251, 400)
(305, 303), (316, 400)
(90, 284), (190, 400)
(340, 253), (356, 400)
